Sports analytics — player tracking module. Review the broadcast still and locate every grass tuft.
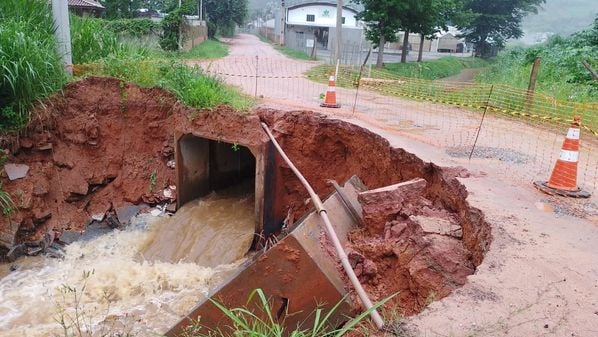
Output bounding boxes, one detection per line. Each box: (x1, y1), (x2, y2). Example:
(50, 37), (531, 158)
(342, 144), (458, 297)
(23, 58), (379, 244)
(182, 288), (396, 337)
(178, 39), (229, 59)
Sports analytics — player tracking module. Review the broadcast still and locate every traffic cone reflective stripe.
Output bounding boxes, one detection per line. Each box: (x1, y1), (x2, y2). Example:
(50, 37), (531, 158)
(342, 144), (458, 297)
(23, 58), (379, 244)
(321, 75), (340, 108)
(534, 116), (590, 198)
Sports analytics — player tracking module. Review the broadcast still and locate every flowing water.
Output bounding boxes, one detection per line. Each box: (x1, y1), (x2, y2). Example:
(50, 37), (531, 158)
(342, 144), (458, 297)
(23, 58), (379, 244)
(0, 191), (255, 337)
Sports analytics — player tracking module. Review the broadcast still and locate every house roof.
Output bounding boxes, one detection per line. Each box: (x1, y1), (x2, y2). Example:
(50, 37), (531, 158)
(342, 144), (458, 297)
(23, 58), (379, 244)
(68, 0), (104, 9)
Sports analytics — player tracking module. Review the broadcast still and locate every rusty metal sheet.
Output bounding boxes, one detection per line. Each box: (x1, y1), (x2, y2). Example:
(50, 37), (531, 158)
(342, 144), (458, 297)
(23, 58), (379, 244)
(166, 235), (352, 336)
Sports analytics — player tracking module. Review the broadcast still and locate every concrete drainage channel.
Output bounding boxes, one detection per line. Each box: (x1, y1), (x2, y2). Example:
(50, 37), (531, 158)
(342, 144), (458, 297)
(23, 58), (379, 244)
(0, 78), (492, 335)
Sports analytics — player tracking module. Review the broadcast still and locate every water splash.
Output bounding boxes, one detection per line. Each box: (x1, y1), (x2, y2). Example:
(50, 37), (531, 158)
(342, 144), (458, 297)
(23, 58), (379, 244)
(0, 192), (254, 337)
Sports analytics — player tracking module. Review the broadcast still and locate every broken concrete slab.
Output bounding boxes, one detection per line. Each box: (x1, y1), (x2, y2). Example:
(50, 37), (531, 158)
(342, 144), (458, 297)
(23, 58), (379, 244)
(4, 163), (29, 180)
(413, 215), (463, 238)
(358, 178), (427, 233)
(116, 204), (142, 225)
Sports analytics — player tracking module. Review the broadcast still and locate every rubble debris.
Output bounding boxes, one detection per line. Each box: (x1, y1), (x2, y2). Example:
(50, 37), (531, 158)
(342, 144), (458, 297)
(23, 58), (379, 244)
(4, 163), (29, 181)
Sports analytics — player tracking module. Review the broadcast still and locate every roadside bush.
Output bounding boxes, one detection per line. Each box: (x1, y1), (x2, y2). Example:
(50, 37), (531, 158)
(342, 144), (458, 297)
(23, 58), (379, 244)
(0, 0), (66, 131)
(478, 16), (598, 102)
(104, 18), (160, 37)
(160, 9), (183, 51)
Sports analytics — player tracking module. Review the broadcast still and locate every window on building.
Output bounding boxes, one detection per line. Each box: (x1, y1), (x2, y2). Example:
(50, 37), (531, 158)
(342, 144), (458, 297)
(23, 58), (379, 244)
(306, 14), (315, 22)
(342, 17), (346, 24)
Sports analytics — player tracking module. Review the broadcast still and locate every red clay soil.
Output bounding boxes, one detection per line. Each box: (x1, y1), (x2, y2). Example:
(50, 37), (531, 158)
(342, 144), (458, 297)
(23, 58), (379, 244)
(0, 78), (491, 321)
(0, 77), (265, 257)
(258, 108), (492, 316)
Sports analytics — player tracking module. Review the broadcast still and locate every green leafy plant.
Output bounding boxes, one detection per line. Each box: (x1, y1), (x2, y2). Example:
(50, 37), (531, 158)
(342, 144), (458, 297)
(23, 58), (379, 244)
(104, 18), (160, 37)
(183, 288), (396, 337)
(149, 170), (157, 193)
(0, 182), (16, 217)
(160, 9), (184, 51)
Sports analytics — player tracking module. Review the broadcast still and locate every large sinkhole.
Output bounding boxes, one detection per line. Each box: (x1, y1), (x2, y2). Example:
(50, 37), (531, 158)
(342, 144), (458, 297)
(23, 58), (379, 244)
(0, 78), (492, 336)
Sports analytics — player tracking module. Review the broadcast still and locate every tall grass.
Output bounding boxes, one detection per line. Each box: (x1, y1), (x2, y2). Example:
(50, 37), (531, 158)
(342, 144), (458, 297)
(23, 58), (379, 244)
(82, 54), (253, 111)
(178, 39), (229, 59)
(478, 17), (598, 102)
(70, 15), (151, 64)
(183, 288), (394, 337)
(0, 0), (66, 131)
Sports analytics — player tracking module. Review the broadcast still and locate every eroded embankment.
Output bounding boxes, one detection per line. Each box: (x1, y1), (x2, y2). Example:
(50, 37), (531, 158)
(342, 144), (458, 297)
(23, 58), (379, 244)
(0, 77), (491, 319)
(259, 109), (492, 315)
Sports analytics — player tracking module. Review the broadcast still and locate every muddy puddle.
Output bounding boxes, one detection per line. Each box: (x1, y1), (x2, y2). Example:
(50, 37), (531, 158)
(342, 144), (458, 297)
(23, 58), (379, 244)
(0, 192), (254, 337)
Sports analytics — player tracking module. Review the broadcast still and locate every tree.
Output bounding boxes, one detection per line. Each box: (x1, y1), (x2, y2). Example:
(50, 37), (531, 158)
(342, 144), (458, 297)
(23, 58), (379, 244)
(353, 0), (403, 68)
(101, 0), (142, 19)
(171, 0), (247, 36)
(455, 0), (545, 58)
(413, 0), (461, 62)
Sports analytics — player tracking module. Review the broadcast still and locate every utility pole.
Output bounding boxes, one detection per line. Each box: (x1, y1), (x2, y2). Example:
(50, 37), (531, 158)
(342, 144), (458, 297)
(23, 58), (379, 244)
(51, 0), (72, 74)
(281, 0), (286, 45)
(199, 0), (203, 22)
(335, 0), (343, 65)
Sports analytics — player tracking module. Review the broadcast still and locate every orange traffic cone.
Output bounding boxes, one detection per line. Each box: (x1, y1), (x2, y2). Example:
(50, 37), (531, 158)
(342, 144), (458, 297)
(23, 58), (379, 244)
(534, 116), (591, 198)
(320, 75), (341, 108)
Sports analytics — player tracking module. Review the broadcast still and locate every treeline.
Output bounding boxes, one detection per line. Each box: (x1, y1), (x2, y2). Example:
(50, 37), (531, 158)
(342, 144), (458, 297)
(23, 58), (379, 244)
(354, 0), (546, 67)
(99, 0), (248, 42)
(478, 16), (598, 102)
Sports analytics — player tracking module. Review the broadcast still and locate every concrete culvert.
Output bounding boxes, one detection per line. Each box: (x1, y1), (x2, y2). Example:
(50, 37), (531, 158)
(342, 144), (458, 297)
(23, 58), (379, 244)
(0, 78), (492, 336)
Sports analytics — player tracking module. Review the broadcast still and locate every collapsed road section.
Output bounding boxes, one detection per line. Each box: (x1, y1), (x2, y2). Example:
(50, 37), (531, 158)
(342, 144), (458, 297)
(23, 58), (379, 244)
(0, 77), (492, 335)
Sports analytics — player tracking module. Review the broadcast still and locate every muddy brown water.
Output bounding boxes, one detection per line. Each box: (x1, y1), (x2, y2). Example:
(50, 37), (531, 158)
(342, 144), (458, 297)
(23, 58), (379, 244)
(0, 192), (254, 337)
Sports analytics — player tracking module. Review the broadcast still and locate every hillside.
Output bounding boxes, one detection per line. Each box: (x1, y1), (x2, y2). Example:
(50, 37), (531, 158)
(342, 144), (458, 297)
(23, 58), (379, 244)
(520, 0), (597, 43)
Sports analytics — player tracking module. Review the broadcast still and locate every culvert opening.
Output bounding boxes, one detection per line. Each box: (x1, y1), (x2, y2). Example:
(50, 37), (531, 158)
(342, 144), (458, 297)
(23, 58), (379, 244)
(176, 134), (257, 205)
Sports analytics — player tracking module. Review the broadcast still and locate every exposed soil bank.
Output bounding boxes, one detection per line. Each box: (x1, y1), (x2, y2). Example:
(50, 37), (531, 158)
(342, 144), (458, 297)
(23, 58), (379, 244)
(0, 77), (491, 320)
(259, 109), (492, 314)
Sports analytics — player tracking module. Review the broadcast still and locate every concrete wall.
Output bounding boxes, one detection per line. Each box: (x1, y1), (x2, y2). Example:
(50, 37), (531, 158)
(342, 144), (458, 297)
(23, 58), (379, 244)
(181, 18), (208, 52)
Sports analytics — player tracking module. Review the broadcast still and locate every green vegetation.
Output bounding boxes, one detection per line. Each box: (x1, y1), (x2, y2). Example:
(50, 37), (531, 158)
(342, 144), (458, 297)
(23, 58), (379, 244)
(455, 0), (545, 58)
(0, 0), (67, 131)
(0, 0), (252, 134)
(179, 39), (229, 59)
(274, 46), (312, 60)
(160, 8), (184, 51)
(306, 56), (491, 86)
(384, 57), (491, 79)
(104, 18), (160, 37)
(0, 183), (15, 217)
(84, 54), (252, 110)
(71, 15), (150, 64)
(478, 17), (598, 102)
(149, 170), (157, 192)
(184, 288), (394, 337)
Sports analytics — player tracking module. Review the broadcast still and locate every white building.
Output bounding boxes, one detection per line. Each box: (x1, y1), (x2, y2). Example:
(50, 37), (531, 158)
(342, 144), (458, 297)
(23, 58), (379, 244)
(284, 2), (363, 52)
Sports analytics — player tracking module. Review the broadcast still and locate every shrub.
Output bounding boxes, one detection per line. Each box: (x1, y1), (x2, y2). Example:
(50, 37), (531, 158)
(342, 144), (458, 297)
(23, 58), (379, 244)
(160, 9), (184, 51)
(104, 18), (160, 37)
